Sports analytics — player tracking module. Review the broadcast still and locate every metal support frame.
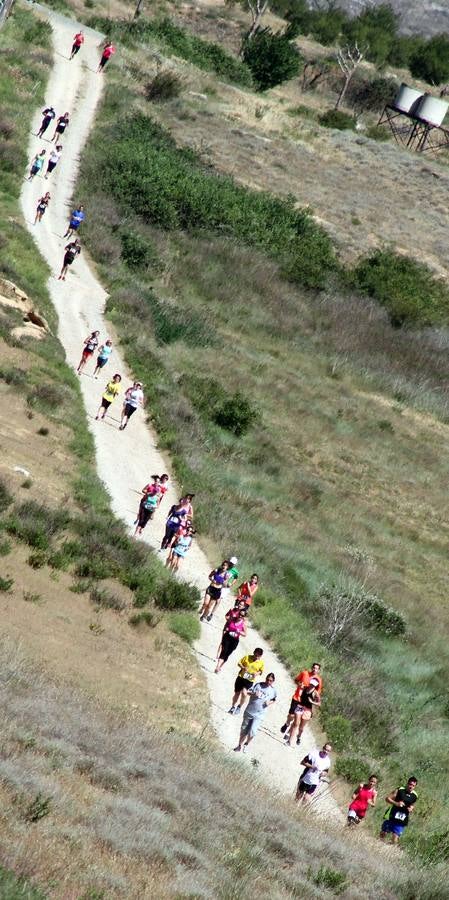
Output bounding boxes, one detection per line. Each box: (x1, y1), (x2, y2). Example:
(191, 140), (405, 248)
(377, 105), (449, 155)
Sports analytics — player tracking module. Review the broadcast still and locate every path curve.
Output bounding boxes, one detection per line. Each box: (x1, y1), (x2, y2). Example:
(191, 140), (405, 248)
(20, 2), (341, 819)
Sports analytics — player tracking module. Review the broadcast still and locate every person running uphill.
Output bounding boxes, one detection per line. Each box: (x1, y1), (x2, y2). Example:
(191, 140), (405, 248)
(95, 374), (121, 421)
(166, 524), (194, 572)
(97, 41), (116, 72)
(214, 606), (247, 673)
(134, 476), (160, 536)
(77, 331), (100, 375)
(64, 205), (85, 239)
(236, 574), (259, 608)
(284, 680), (321, 748)
(347, 775), (378, 826)
(234, 674), (276, 754)
(280, 663), (323, 739)
(52, 112), (69, 143)
(70, 32), (84, 58)
(37, 107), (55, 138)
(93, 339), (112, 378)
(120, 381), (145, 430)
(380, 777), (418, 845)
(296, 744), (332, 806)
(160, 499), (188, 551)
(34, 192), (50, 224)
(58, 239), (81, 280)
(228, 649), (264, 715)
(200, 562), (229, 622)
(44, 145), (62, 179)
(27, 149), (46, 181)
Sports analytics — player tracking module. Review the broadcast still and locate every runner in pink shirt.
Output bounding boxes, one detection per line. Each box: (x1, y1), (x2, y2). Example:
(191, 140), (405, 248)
(97, 41), (116, 72)
(70, 32), (84, 59)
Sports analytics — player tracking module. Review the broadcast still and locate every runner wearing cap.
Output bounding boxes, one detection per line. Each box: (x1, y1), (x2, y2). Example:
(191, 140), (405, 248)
(284, 680), (321, 748)
(280, 663), (323, 740)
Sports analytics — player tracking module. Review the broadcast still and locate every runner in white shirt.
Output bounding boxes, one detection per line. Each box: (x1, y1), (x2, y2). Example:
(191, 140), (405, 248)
(295, 743), (332, 805)
(119, 381), (145, 430)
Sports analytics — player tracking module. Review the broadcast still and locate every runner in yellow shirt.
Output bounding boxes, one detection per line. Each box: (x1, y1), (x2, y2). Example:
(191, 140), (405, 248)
(228, 648), (264, 715)
(95, 373), (122, 421)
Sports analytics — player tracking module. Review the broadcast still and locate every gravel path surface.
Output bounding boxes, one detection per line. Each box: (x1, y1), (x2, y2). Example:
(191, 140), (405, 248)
(20, 2), (341, 820)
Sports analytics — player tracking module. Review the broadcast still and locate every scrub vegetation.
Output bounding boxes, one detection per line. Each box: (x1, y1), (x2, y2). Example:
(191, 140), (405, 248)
(75, 17), (449, 867)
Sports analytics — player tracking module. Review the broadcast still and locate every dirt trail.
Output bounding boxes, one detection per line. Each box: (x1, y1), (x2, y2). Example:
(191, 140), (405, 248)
(20, 3), (341, 819)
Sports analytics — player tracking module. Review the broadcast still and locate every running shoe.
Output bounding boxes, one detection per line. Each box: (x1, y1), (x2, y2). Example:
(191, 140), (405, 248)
(228, 707), (235, 715)
(280, 723), (288, 734)
(206, 614), (213, 622)
(235, 705), (241, 715)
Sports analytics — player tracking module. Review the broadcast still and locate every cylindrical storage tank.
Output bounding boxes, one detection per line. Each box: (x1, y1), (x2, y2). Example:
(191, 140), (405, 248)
(415, 94), (449, 126)
(392, 83), (423, 113)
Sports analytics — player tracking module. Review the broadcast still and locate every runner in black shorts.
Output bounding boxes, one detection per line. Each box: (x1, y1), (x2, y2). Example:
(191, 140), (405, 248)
(51, 112), (70, 142)
(95, 374), (121, 421)
(58, 239), (81, 280)
(34, 192), (51, 225)
(228, 648), (264, 715)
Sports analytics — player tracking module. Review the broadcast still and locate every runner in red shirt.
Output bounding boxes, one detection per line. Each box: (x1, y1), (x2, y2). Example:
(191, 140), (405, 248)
(347, 775), (378, 826)
(280, 662), (323, 741)
(97, 41), (116, 72)
(70, 32), (84, 59)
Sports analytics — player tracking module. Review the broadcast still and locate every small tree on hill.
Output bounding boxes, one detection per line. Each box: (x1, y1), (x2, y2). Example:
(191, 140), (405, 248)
(334, 42), (365, 110)
(242, 25), (302, 90)
(409, 34), (449, 85)
(226, 0), (270, 44)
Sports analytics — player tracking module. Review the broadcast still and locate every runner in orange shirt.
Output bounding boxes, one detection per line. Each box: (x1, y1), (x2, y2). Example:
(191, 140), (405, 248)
(280, 662), (323, 742)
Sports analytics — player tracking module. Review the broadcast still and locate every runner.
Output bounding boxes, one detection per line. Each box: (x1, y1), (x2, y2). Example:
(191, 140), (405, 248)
(93, 339), (113, 378)
(182, 493), (194, 520)
(37, 106), (55, 138)
(64, 205), (85, 239)
(97, 41), (116, 72)
(228, 648), (264, 715)
(214, 606), (247, 673)
(34, 192), (51, 225)
(284, 680), (321, 748)
(347, 775), (378, 826)
(27, 149), (46, 181)
(216, 600), (247, 661)
(76, 331), (100, 375)
(199, 562), (229, 622)
(236, 573), (259, 608)
(222, 556), (239, 605)
(58, 238), (81, 280)
(119, 381), (144, 430)
(160, 499), (189, 550)
(233, 673), (276, 753)
(166, 524), (194, 572)
(44, 145), (62, 179)
(70, 31), (84, 59)
(95, 373), (122, 421)
(379, 777), (418, 845)
(134, 476), (160, 536)
(51, 112), (70, 143)
(157, 473), (169, 507)
(295, 743), (332, 806)
(280, 662), (323, 738)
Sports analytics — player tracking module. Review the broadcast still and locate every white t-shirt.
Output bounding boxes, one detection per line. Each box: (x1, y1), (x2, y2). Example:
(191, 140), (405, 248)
(126, 388), (144, 408)
(49, 150), (61, 164)
(301, 750), (330, 786)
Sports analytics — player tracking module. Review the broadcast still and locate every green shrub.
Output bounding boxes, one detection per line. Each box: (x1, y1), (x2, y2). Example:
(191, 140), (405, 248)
(341, 3), (398, 67)
(120, 231), (160, 271)
(242, 26), (302, 91)
(351, 76), (397, 113)
(0, 476), (13, 513)
(147, 291), (212, 346)
(365, 124), (391, 142)
(313, 865), (347, 894)
(155, 580), (200, 610)
(0, 537), (11, 556)
(90, 586), (127, 612)
(129, 609), (162, 627)
(74, 558), (110, 580)
(91, 113), (338, 290)
(0, 576), (14, 591)
(318, 109), (356, 131)
(169, 611), (200, 644)
(27, 551), (47, 569)
(213, 391), (260, 436)
(353, 249), (449, 327)
(409, 34), (449, 85)
(24, 792), (52, 823)
(388, 34), (424, 68)
(325, 714), (352, 751)
(334, 754), (370, 784)
(145, 70), (183, 103)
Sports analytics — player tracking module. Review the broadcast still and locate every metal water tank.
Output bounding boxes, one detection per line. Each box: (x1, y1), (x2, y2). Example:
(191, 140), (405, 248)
(415, 94), (449, 126)
(393, 83), (423, 113)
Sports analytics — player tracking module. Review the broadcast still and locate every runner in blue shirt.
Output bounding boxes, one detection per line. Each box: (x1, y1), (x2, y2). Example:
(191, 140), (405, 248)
(64, 205), (85, 238)
(93, 340), (113, 378)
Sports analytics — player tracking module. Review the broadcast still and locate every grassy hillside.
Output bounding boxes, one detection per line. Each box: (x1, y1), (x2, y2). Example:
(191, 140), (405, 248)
(73, 17), (449, 867)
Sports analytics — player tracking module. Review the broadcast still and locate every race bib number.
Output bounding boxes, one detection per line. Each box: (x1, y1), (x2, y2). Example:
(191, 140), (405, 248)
(393, 811), (407, 822)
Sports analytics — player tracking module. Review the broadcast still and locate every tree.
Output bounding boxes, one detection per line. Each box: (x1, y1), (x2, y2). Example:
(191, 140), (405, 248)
(334, 43), (365, 110)
(300, 57), (333, 92)
(409, 34), (449, 85)
(226, 0), (270, 44)
(242, 25), (302, 90)
(341, 3), (397, 67)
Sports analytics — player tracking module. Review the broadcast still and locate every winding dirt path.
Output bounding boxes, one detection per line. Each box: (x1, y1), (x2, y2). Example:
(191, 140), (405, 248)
(20, 2), (341, 819)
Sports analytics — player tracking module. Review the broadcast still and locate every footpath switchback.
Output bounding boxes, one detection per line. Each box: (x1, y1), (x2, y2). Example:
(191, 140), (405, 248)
(20, 2), (341, 819)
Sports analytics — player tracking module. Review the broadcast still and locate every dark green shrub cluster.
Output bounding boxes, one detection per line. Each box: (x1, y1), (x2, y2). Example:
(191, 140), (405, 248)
(241, 25), (302, 91)
(313, 866), (347, 895)
(334, 754), (371, 784)
(120, 231), (160, 271)
(155, 580), (200, 610)
(350, 76), (398, 113)
(7, 501), (70, 550)
(88, 16), (252, 86)
(146, 291), (213, 347)
(94, 113), (338, 290)
(409, 35), (449, 85)
(182, 374), (259, 436)
(318, 109), (356, 131)
(145, 70), (183, 103)
(353, 249), (449, 327)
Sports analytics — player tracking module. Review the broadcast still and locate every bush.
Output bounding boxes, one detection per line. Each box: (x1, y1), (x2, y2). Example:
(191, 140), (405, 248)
(325, 714), (352, 751)
(169, 611), (200, 644)
(313, 866), (347, 894)
(145, 71), (183, 103)
(129, 610), (162, 628)
(0, 576), (13, 591)
(334, 754), (369, 784)
(0, 538), (11, 556)
(7, 502), (70, 550)
(409, 34), (449, 85)
(213, 391), (260, 436)
(27, 551), (47, 569)
(155, 580), (200, 610)
(0, 476), (13, 513)
(90, 586), (127, 612)
(242, 26), (302, 91)
(318, 109), (356, 131)
(351, 76), (397, 113)
(353, 249), (449, 327)
(341, 4), (398, 67)
(120, 231), (160, 271)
